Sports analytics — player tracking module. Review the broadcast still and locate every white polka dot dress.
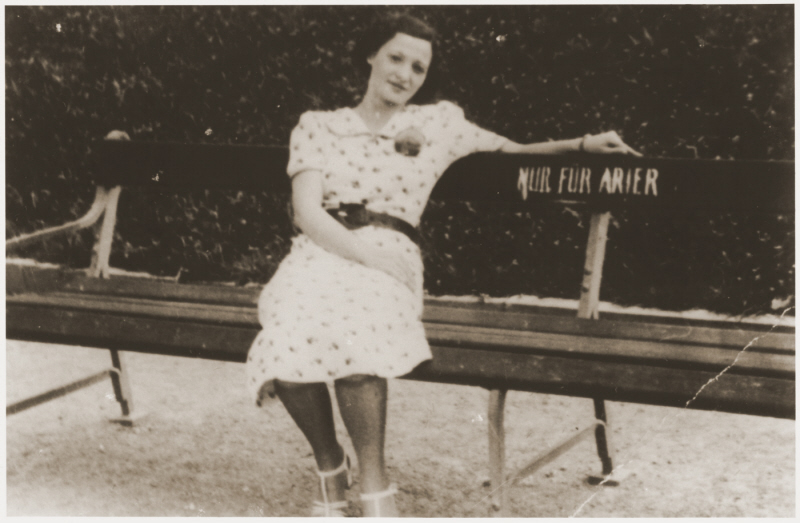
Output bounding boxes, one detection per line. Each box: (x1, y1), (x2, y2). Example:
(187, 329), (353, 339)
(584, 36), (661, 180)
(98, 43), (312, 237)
(246, 101), (509, 404)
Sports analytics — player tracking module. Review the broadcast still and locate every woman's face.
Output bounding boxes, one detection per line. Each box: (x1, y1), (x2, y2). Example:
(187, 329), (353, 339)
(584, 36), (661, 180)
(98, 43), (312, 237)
(366, 32), (432, 106)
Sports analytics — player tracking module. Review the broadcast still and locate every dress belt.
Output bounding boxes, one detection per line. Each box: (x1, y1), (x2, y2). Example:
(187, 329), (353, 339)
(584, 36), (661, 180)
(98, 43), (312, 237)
(327, 203), (422, 247)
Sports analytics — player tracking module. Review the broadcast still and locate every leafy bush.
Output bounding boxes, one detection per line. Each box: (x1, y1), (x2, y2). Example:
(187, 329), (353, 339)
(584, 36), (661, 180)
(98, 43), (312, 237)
(6, 5), (794, 314)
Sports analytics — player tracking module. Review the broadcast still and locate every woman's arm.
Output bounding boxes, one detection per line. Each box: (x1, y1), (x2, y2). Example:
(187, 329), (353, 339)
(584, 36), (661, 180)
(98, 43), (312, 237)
(292, 170), (415, 290)
(500, 131), (641, 156)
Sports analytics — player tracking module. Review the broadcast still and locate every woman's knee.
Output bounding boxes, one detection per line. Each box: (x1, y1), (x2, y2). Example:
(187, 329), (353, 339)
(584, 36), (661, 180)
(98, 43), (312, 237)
(275, 379), (310, 389)
(274, 379), (329, 394)
(335, 374), (385, 387)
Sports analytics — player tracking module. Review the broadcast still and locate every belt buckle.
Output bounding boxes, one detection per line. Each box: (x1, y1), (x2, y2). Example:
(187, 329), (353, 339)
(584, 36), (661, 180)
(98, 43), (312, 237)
(336, 203), (368, 227)
(339, 203), (367, 224)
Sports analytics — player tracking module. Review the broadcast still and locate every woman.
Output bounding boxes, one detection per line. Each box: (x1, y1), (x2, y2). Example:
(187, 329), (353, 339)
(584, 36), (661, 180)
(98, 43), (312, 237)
(246, 13), (639, 517)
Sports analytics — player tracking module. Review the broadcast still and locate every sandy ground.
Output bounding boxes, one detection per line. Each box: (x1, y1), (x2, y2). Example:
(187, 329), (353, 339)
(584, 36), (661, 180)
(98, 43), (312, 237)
(5, 339), (795, 517)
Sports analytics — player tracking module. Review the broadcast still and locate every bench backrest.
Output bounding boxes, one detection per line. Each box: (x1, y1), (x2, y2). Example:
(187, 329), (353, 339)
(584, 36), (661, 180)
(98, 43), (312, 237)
(94, 140), (794, 212)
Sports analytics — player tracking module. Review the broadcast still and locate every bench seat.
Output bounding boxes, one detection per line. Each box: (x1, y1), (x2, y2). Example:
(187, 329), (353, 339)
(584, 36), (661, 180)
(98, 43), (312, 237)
(8, 264), (794, 419)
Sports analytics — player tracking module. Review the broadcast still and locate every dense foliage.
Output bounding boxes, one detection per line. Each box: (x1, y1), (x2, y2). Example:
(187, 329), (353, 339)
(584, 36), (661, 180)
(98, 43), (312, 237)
(6, 5), (794, 314)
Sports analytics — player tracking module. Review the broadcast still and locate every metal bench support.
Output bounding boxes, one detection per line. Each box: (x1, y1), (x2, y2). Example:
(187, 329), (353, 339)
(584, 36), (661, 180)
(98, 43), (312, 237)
(108, 349), (140, 426)
(90, 185), (122, 278)
(486, 211), (616, 516)
(488, 388), (507, 515)
(6, 185), (112, 251)
(6, 369), (116, 415)
(579, 212), (616, 482)
(6, 183), (139, 425)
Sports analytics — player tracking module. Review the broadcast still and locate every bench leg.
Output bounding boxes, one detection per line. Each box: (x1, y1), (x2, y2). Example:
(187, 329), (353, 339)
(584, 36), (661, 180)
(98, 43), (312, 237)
(108, 349), (140, 426)
(587, 398), (618, 486)
(487, 388), (508, 516)
(89, 185), (122, 279)
(593, 399), (613, 474)
(6, 345), (139, 424)
(6, 369), (116, 415)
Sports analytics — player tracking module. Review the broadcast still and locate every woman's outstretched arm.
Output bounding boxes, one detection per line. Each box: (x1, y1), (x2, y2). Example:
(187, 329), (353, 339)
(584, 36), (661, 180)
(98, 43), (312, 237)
(500, 131), (641, 156)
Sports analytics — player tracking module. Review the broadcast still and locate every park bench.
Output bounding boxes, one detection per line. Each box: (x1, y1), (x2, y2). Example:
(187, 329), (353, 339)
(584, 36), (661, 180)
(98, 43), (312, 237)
(6, 138), (794, 515)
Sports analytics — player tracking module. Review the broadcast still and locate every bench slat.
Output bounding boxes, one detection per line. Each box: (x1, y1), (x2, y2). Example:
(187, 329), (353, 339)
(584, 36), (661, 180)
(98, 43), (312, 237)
(60, 270), (260, 306)
(409, 347), (795, 419)
(8, 267), (792, 352)
(13, 292), (259, 327)
(10, 275), (794, 355)
(8, 293), (793, 377)
(424, 303), (794, 353)
(426, 323), (793, 378)
(7, 304), (793, 419)
(7, 303), (256, 362)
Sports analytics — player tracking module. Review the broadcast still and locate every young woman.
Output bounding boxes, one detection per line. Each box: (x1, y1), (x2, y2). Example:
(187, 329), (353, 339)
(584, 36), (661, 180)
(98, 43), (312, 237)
(246, 13), (639, 517)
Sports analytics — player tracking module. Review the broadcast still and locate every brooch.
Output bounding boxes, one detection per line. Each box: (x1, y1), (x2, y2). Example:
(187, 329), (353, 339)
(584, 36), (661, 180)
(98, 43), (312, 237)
(394, 126), (425, 157)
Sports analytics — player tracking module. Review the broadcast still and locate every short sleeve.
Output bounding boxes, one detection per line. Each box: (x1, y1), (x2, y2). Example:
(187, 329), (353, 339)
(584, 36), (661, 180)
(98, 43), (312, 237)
(436, 101), (509, 162)
(287, 111), (327, 178)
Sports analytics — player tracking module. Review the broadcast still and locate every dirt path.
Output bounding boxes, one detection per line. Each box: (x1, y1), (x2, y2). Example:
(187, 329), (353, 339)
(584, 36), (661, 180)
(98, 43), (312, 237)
(6, 340), (794, 517)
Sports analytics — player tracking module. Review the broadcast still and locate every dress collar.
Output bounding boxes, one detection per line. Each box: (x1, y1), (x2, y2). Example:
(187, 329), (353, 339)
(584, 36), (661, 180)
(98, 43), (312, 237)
(325, 106), (419, 139)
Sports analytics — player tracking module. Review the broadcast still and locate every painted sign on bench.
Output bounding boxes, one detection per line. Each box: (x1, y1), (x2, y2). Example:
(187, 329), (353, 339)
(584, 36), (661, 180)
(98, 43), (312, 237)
(435, 153), (794, 212)
(516, 164), (660, 200)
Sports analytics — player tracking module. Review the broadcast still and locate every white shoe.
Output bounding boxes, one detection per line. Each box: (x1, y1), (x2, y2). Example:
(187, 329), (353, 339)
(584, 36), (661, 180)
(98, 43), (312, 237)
(311, 450), (352, 517)
(359, 483), (398, 517)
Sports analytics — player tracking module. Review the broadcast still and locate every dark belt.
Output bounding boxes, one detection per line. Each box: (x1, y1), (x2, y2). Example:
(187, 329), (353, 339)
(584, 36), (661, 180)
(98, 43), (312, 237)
(327, 203), (422, 247)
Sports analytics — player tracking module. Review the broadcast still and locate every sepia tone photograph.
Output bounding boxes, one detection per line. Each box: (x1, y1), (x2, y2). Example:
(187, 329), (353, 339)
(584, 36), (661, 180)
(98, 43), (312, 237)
(6, 4), (794, 517)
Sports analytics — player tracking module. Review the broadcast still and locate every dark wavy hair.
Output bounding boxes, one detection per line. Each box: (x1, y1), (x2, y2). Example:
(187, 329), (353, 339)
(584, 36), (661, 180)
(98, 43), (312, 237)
(356, 12), (439, 104)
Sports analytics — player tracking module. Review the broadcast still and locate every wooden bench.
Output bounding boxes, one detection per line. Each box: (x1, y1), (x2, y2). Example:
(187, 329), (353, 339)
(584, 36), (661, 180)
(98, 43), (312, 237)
(6, 139), (795, 515)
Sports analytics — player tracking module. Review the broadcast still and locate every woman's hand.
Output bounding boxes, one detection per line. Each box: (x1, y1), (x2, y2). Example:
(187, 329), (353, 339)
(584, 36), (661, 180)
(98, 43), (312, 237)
(359, 245), (416, 293)
(292, 171), (416, 292)
(582, 131), (642, 156)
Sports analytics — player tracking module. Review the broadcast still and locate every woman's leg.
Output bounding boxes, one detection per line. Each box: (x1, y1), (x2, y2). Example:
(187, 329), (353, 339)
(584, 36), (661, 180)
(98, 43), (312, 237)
(274, 380), (348, 502)
(334, 375), (398, 517)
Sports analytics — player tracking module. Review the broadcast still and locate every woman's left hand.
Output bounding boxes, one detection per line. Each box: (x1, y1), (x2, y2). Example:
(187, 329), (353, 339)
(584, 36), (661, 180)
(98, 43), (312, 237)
(583, 131), (642, 156)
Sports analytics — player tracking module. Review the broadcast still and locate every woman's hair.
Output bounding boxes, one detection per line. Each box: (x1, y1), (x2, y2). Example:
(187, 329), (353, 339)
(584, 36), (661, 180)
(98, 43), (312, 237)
(356, 12), (439, 104)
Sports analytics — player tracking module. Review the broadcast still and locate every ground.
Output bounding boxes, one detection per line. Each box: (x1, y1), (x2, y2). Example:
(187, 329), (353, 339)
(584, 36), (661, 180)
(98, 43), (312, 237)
(5, 340), (795, 517)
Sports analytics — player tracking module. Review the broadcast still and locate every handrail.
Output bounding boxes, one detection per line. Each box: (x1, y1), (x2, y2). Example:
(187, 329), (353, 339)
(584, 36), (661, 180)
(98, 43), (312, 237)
(6, 185), (113, 251)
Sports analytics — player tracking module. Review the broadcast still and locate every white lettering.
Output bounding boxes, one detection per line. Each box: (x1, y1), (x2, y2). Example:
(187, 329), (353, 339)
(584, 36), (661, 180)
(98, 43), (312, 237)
(645, 168), (658, 196)
(611, 167), (624, 193)
(580, 168), (591, 194)
(558, 167), (569, 193)
(517, 167), (529, 200)
(519, 166), (554, 198)
(599, 168), (613, 193)
(568, 168), (578, 193)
